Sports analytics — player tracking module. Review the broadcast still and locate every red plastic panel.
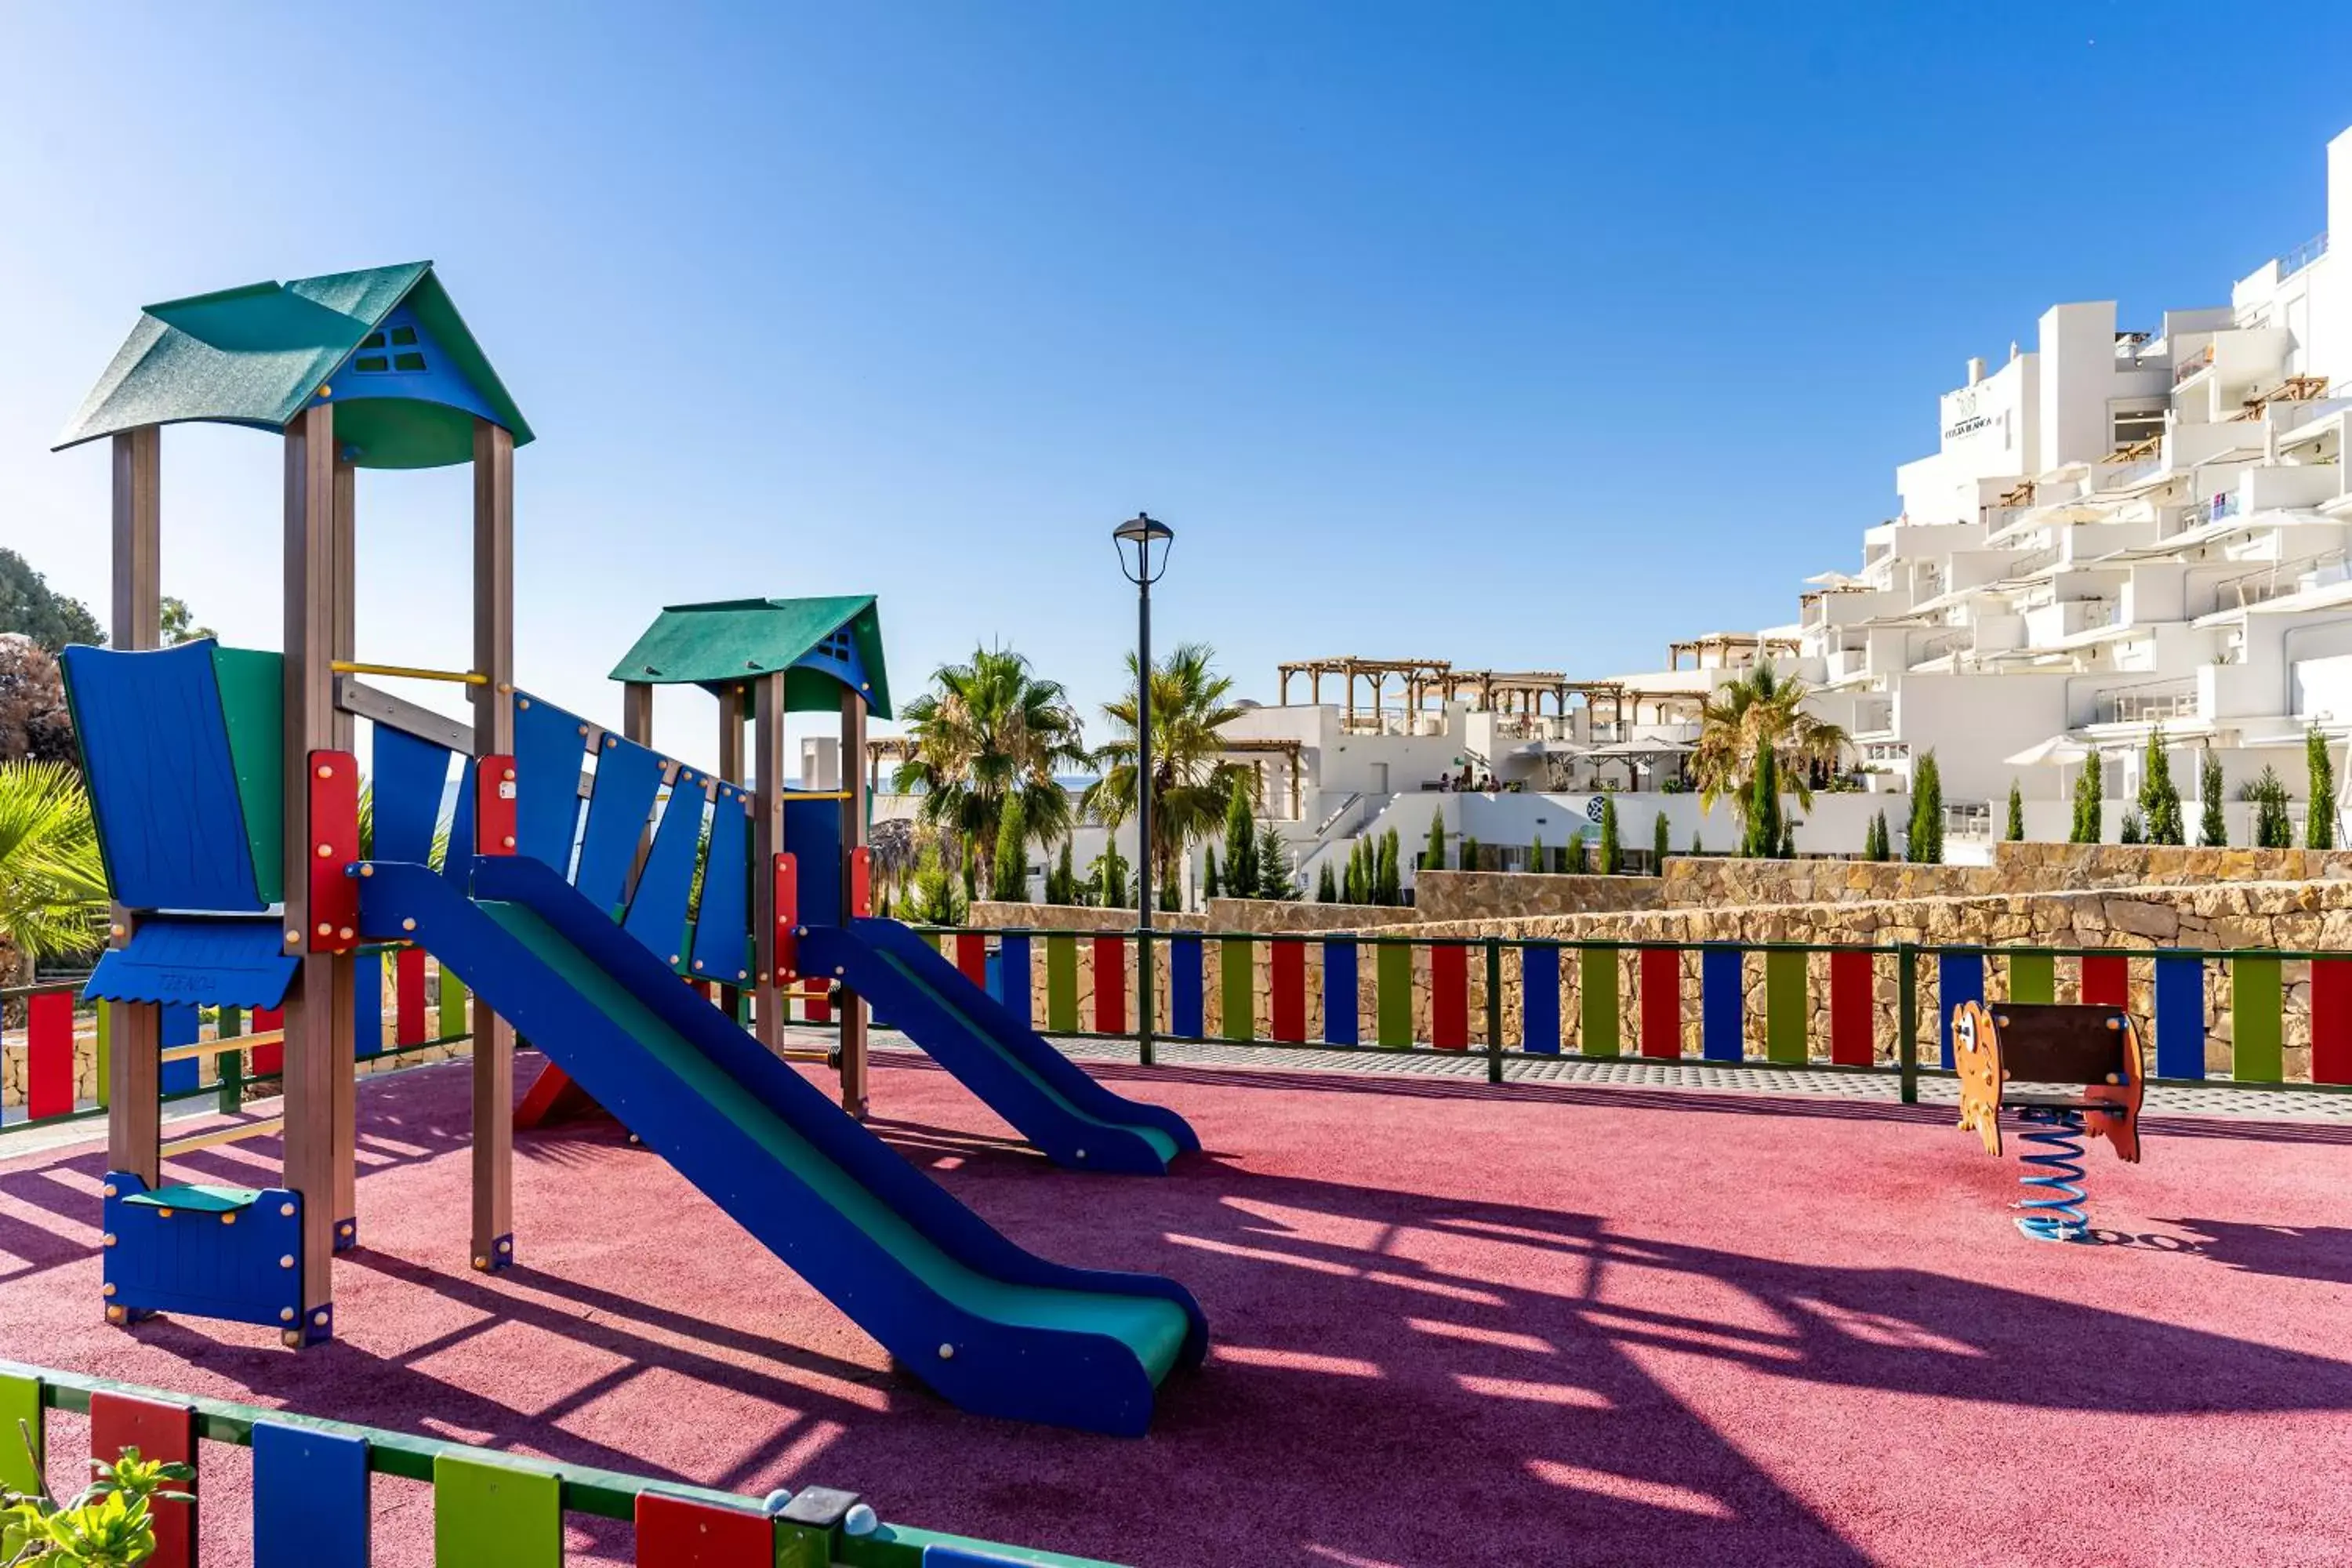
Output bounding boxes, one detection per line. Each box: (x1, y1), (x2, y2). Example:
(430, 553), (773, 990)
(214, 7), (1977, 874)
(1269, 939), (1306, 1043)
(475, 754), (518, 856)
(1639, 947), (1680, 1059)
(2314, 959), (2352, 1086)
(251, 1006), (285, 1077)
(2079, 953), (2129, 1008)
(1829, 949), (1874, 1066)
(957, 933), (988, 989)
(395, 947), (427, 1046)
(803, 982), (832, 1025)
(26, 989), (73, 1120)
(637, 1491), (773, 1565)
(1430, 943), (1468, 1050)
(1093, 936), (1126, 1035)
(90, 1390), (195, 1568)
(848, 845), (872, 918)
(771, 853), (799, 982)
(307, 749), (361, 954)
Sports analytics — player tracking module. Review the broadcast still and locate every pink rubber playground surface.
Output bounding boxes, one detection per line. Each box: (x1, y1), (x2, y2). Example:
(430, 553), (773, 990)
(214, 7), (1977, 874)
(4, 1053), (2351, 1566)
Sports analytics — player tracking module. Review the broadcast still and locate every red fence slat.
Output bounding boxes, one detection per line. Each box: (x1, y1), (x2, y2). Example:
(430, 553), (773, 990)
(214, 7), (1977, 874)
(1269, 940), (1306, 1043)
(1829, 949), (1873, 1067)
(2314, 958), (2352, 1086)
(1092, 935), (1126, 1036)
(1431, 944), (1468, 1050)
(26, 990), (74, 1120)
(251, 1006), (285, 1076)
(395, 947), (427, 1046)
(90, 1390), (195, 1568)
(1639, 948), (1679, 1059)
(803, 984), (831, 1025)
(2079, 953), (2129, 1008)
(957, 932), (989, 989)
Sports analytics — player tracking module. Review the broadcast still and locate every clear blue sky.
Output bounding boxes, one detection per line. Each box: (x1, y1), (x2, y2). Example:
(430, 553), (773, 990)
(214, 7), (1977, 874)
(4, 3), (2350, 770)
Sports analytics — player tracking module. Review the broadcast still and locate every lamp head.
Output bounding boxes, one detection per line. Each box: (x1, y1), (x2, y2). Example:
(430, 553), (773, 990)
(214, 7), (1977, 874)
(1113, 512), (1174, 585)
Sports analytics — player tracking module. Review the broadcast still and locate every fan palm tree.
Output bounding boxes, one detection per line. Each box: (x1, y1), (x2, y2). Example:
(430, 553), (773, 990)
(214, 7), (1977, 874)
(891, 647), (1087, 894)
(0, 760), (109, 984)
(1086, 642), (1254, 893)
(1690, 662), (1850, 827)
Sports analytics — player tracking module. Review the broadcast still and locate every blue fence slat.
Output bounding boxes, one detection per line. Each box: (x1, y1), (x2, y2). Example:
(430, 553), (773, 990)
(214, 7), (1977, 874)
(1519, 945), (1560, 1054)
(441, 767), (475, 880)
(996, 933), (1033, 1030)
(1319, 938), (1357, 1045)
(511, 694), (590, 874)
(252, 1418), (370, 1568)
(688, 786), (752, 985)
(353, 949), (383, 1058)
(1937, 950), (1984, 1069)
(161, 1003), (199, 1094)
(1700, 946), (1743, 1062)
(369, 726), (452, 867)
(1168, 936), (1204, 1039)
(622, 775), (706, 968)
(570, 735), (665, 917)
(2154, 953), (2206, 1080)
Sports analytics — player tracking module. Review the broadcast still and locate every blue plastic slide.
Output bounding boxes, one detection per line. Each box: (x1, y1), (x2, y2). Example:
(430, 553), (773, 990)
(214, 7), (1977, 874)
(357, 855), (1205, 1436)
(799, 920), (1200, 1175)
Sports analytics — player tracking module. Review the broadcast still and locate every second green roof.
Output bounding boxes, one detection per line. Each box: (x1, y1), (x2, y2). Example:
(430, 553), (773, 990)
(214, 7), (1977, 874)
(608, 596), (891, 718)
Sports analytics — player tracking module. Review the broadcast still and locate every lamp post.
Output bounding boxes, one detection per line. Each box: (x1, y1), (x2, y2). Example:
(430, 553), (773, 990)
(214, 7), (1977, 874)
(1114, 512), (1174, 1067)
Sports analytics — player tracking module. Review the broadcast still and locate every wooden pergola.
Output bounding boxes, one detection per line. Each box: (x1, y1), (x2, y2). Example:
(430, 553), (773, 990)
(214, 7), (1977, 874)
(1435, 669), (1570, 716)
(1664, 632), (1802, 672)
(1276, 655), (1458, 730)
(1218, 738), (1305, 819)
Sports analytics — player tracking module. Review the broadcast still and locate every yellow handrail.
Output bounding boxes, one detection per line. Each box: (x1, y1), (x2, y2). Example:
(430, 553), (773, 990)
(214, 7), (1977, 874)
(332, 660), (488, 687)
(160, 1030), (285, 1065)
(161, 1116), (285, 1159)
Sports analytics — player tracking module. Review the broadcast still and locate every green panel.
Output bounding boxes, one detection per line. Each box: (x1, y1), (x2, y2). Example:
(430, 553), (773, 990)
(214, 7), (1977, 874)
(1044, 935), (1078, 1033)
(1375, 943), (1412, 1047)
(0, 1370), (40, 1494)
(1765, 949), (1808, 1064)
(439, 964), (468, 1040)
(1579, 946), (1620, 1058)
(2231, 955), (2284, 1083)
(210, 646), (286, 906)
(432, 1451), (562, 1568)
(2009, 951), (2055, 1005)
(921, 932), (942, 953)
(1218, 938), (1254, 1041)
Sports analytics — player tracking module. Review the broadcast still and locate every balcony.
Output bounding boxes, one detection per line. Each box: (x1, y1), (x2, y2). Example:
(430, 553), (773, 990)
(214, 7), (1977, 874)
(2278, 230), (2329, 281)
(2095, 681), (2198, 725)
(2173, 343), (2215, 387)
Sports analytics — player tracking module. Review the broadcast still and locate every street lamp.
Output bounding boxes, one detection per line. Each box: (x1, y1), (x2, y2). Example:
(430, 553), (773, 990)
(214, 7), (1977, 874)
(1114, 512), (1174, 1066)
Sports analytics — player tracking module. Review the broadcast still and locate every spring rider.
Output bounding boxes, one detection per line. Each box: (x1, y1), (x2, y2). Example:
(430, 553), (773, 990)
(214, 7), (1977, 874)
(1952, 999), (2145, 1243)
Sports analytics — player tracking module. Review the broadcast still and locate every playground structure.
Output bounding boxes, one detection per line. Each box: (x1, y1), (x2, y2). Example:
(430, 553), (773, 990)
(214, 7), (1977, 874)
(49, 262), (1203, 1436)
(1952, 997), (2146, 1242)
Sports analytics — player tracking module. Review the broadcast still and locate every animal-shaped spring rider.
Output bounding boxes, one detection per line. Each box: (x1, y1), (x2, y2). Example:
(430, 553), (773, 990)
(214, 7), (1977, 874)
(1952, 1000), (2145, 1243)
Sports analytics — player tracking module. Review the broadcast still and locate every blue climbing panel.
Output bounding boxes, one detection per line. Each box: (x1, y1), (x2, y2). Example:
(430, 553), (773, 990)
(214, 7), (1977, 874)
(252, 1419), (370, 1568)
(1169, 936), (1204, 1039)
(623, 774), (705, 967)
(60, 641), (263, 913)
(1519, 945), (1560, 1054)
(782, 797), (844, 927)
(371, 726), (453, 866)
(570, 735), (664, 917)
(2154, 953), (2205, 1080)
(512, 694), (590, 874)
(1700, 946), (1744, 1062)
(1320, 939), (1357, 1046)
(688, 784), (753, 985)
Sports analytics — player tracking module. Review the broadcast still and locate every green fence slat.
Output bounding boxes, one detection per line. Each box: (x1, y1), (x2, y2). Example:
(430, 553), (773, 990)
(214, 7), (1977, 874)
(433, 1451), (562, 1568)
(438, 964), (468, 1040)
(2231, 954), (2283, 1083)
(0, 1370), (39, 1494)
(2009, 951), (2055, 1004)
(1044, 935), (1078, 1033)
(1219, 938), (1255, 1041)
(1579, 946), (1620, 1058)
(1375, 943), (1413, 1047)
(1765, 949), (1807, 1064)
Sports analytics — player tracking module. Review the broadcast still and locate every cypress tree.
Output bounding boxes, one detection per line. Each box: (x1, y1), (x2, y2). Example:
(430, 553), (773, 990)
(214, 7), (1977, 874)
(1861, 811), (1883, 862)
(992, 793), (1029, 902)
(1049, 840), (1076, 905)
(2071, 751), (2103, 844)
(1256, 825), (1297, 900)
(2142, 725), (2185, 846)
(1377, 829), (1402, 905)
(1345, 839), (1367, 904)
(1744, 747), (1782, 858)
(1222, 779), (1257, 900)
(1461, 835), (1482, 873)
(961, 845), (980, 906)
(2307, 725), (2336, 849)
(2199, 748), (2227, 847)
(1530, 834), (1544, 875)
(1780, 818), (1797, 859)
(2005, 779), (2024, 842)
(1203, 846), (1221, 900)
(1907, 751), (1944, 864)
(2253, 765), (2293, 848)
(1318, 861), (1338, 902)
(1598, 797), (1623, 875)
(1561, 832), (1583, 873)
(2119, 809), (2144, 844)
(1095, 839), (1129, 907)
(1689, 827), (1703, 855)
(1651, 811), (1670, 871)
(1421, 811), (1447, 871)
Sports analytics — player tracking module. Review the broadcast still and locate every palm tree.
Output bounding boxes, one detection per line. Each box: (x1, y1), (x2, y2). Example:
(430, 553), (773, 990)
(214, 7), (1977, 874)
(0, 760), (109, 984)
(1690, 662), (1850, 831)
(891, 647), (1087, 895)
(1086, 643), (1254, 897)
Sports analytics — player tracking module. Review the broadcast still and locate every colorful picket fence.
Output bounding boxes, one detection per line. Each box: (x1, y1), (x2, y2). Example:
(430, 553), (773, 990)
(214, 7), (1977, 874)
(920, 927), (2352, 1102)
(0, 1361), (1113, 1568)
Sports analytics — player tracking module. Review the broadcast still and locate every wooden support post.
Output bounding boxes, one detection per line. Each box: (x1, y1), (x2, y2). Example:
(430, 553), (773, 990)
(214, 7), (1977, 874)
(622, 680), (655, 885)
(715, 683), (746, 1016)
(838, 687), (869, 1119)
(470, 419), (516, 1274)
(281, 404), (340, 1340)
(752, 672), (788, 1051)
(328, 456), (358, 1242)
(104, 426), (162, 1189)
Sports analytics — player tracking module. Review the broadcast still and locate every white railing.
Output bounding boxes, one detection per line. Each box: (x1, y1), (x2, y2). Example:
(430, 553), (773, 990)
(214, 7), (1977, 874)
(2279, 230), (2329, 280)
(2096, 681), (2198, 724)
(1944, 802), (1994, 840)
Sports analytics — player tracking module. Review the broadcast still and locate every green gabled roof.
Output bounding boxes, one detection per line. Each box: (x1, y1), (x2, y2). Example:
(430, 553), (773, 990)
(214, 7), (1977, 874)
(608, 595), (891, 718)
(56, 261), (532, 470)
